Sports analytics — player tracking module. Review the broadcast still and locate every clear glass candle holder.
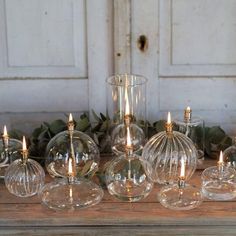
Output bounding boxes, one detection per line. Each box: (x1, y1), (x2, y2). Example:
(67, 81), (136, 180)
(106, 74), (147, 154)
(174, 109), (205, 166)
(201, 165), (236, 201)
(106, 153), (153, 202)
(0, 138), (22, 178)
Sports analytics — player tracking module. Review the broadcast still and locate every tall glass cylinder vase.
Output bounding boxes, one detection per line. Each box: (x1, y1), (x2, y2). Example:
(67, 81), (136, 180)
(106, 74), (147, 155)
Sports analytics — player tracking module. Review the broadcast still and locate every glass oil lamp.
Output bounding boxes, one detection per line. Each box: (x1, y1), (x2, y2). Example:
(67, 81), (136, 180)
(106, 124), (153, 202)
(107, 74), (147, 155)
(142, 112), (198, 184)
(174, 106), (205, 166)
(40, 117), (104, 211)
(0, 125), (22, 178)
(4, 136), (45, 197)
(45, 114), (99, 179)
(158, 156), (202, 210)
(201, 151), (236, 200)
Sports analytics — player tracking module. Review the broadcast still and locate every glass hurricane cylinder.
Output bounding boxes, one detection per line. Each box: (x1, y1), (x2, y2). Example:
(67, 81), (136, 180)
(106, 74), (147, 154)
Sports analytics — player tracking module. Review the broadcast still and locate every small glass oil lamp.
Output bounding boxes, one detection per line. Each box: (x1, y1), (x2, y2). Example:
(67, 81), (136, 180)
(174, 106), (205, 166)
(106, 123), (153, 202)
(40, 117), (104, 210)
(0, 125), (22, 178)
(5, 136), (45, 197)
(158, 156), (202, 210)
(201, 151), (236, 200)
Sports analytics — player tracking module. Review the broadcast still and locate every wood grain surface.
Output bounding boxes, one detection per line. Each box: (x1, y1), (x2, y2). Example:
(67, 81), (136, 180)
(0, 159), (235, 236)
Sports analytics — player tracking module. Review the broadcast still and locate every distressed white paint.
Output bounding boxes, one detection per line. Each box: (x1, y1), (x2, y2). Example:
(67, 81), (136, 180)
(159, 0), (236, 76)
(0, 0), (86, 77)
(114, 0), (131, 73)
(87, 0), (114, 116)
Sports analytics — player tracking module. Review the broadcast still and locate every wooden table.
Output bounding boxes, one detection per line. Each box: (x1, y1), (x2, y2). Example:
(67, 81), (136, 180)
(1, 159), (236, 236)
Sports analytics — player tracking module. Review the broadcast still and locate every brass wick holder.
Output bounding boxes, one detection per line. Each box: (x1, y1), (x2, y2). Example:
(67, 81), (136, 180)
(165, 122), (173, 133)
(178, 177), (186, 189)
(21, 149), (28, 164)
(184, 108), (192, 123)
(2, 135), (9, 160)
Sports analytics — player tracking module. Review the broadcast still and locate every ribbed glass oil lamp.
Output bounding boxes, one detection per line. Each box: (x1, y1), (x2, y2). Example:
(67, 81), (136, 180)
(45, 114), (99, 178)
(174, 106), (205, 166)
(40, 120), (104, 210)
(201, 151), (236, 200)
(106, 124), (153, 202)
(107, 74), (147, 154)
(158, 157), (202, 210)
(0, 126), (22, 178)
(142, 112), (198, 184)
(5, 136), (45, 197)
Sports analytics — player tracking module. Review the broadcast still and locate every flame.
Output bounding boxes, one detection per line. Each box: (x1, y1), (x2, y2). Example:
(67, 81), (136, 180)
(167, 112), (171, 125)
(69, 113), (73, 123)
(180, 157), (185, 178)
(219, 150), (224, 164)
(3, 125), (7, 137)
(126, 126), (132, 148)
(68, 158), (73, 175)
(186, 106), (191, 112)
(22, 136), (27, 151)
(69, 187), (73, 198)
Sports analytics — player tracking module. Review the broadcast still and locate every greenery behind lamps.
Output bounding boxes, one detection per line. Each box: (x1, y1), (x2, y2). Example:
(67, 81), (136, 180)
(106, 74), (147, 155)
(40, 114), (104, 211)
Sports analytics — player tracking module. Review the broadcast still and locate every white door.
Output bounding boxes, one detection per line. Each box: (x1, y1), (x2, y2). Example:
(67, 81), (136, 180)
(114, 0), (236, 134)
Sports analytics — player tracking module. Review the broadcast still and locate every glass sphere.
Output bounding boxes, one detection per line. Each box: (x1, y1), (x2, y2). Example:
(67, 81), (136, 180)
(142, 131), (198, 184)
(106, 154), (153, 202)
(45, 130), (99, 178)
(5, 158), (45, 197)
(0, 139), (22, 178)
(158, 183), (202, 210)
(40, 177), (104, 211)
(223, 143), (236, 169)
(111, 123), (145, 155)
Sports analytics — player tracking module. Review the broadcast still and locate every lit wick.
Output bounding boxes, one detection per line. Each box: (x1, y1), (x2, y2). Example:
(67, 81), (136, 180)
(126, 126), (133, 155)
(184, 106), (192, 122)
(165, 112), (173, 133)
(2, 125), (9, 150)
(178, 157), (186, 189)
(218, 151), (224, 173)
(67, 113), (74, 131)
(22, 136), (28, 163)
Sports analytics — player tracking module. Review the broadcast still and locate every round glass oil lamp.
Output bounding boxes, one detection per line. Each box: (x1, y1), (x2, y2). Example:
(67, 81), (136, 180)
(0, 126), (22, 178)
(40, 125), (104, 210)
(4, 136), (45, 197)
(45, 114), (99, 178)
(223, 137), (236, 169)
(142, 112), (198, 184)
(106, 125), (153, 202)
(201, 151), (236, 201)
(158, 157), (202, 210)
(174, 106), (205, 166)
(106, 74), (147, 155)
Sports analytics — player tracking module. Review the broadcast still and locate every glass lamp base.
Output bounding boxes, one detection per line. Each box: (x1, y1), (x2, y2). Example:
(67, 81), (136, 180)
(40, 177), (104, 211)
(158, 183), (202, 210)
(201, 166), (236, 201)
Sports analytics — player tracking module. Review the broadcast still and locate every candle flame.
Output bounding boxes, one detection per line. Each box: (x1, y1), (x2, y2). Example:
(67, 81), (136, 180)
(167, 112), (171, 124)
(22, 136), (27, 151)
(69, 113), (73, 123)
(219, 150), (224, 164)
(126, 126), (132, 148)
(69, 187), (73, 198)
(186, 106), (191, 112)
(68, 158), (73, 175)
(180, 157), (185, 178)
(3, 125), (7, 137)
